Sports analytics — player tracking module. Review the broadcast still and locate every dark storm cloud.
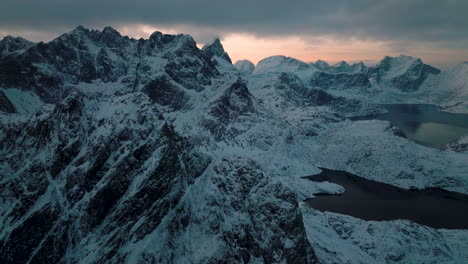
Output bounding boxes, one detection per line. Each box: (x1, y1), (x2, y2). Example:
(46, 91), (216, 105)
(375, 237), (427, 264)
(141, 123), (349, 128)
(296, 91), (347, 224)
(1, 0), (467, 46)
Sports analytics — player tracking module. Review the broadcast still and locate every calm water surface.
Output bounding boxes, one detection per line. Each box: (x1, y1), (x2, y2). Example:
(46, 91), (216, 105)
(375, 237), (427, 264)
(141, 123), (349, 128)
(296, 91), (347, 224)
(353, 104), (468, 149)
(305, 168), (468, 229)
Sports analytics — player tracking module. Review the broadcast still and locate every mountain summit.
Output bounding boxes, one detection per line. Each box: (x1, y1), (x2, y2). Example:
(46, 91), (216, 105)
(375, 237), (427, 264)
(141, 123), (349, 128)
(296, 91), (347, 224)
(202, 38), (232, 63)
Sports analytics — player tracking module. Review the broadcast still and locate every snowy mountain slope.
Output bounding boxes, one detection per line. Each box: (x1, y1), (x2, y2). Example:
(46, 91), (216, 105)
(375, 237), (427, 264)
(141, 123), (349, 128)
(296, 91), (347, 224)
(311, 60), (367, 74)
(0, 91), (318, 263)
(312, 60), (331, 71)
(431, 62), (468, 113)
(302, 208), (468, 264)
(0, 88), (44, 114)
(447, 135), (468, 153)
(247, 72), (381, 117)
(310, 120), (468, 193)
(0, 36), (34, 59)
(234, 59), (255, 77)
(367, 55), (440, 92)
(305, 55), (467, 113)
(308, 55), (440, 93)
(331, 61), (367, 74)
(0, 90), (16, 113)
(0, 92), (210, 263)
(0, 26), (467, 264)
(253, 55), (319, 82)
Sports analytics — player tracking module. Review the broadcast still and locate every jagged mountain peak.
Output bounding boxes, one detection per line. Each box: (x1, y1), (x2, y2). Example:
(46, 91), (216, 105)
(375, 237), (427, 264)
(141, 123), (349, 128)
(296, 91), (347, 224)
(376, 55), (436, 74)
(333, 60), (350, 67)
(72, 25), (87, 33)
(202, 37), (232, 64)
(0, 35), (34, 58)
(1, 35), (32, 43)
(315, 59), (329, 65)
(102, 26), (120, 35)
(314, 59), (330, 67)
(377, 55), (424, 69)
(0, 25), (220, 103)
(368, 54), (440, 92)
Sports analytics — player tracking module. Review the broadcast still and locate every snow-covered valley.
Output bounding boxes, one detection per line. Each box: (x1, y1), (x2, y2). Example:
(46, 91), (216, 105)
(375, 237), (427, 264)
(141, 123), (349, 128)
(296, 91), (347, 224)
(0, 27), (467, 263)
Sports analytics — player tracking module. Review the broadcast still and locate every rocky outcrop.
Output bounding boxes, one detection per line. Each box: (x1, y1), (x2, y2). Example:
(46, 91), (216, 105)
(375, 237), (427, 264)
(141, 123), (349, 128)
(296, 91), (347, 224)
(0, 90), (16, 113)
(202, 38), (232, 64)
(201, 79), (258, 140)
(447, 136), (468, 153)
(368, 55), (440, 92)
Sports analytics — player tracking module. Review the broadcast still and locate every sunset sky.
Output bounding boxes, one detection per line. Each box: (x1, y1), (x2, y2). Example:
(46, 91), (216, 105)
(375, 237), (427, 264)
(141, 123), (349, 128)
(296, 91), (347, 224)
(1, 0), (467, 67)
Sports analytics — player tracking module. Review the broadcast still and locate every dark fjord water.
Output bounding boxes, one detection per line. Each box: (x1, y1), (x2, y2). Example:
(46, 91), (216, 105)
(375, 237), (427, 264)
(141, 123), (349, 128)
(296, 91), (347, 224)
(305, 168), (468, 229)
(353, 104), (468, 150)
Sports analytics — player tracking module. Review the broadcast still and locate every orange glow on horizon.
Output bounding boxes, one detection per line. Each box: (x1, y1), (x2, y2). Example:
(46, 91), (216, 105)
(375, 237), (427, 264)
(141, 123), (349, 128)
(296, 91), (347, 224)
(1, 24), (465, 68)
(217, 33), (389, 65)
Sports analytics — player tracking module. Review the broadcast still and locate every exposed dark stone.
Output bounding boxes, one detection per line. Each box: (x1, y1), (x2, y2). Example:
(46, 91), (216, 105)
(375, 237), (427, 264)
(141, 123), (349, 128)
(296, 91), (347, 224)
(0, 90), (16, 113)
(309, 71), (371, 90)
(142, 76), (188, 110)
(202, 38), (232, 64)
(0, 204), (60, 264)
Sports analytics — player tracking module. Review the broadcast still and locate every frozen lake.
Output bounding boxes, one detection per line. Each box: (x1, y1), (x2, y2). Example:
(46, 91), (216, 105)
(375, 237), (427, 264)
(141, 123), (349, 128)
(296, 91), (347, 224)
(352, 104), (468, 150)
(305, 168), (468, 229)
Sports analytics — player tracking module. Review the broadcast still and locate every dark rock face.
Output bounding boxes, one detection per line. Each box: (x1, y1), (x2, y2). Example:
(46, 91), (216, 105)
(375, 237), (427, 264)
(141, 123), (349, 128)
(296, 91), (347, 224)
(142, 76), (188, 110)
(277, 73), (335, 106)
(331, 61), (367, 74)
(447, 136), (468, 153)
(200, 157), (318, 263)
(313, 60), (367, 74)
(0, 92), (212, 263)
(309, 56), (440, 93)
(368, 56), (440, 92)
(0, 26), (218, 103)
(0, 91), (16, 113)
(202, 38), (232, 64)
(309, 71), (371, 90)
(136, 156), (318, 263)
(202, 79), (257, 140)
(0, 36), (34, 59)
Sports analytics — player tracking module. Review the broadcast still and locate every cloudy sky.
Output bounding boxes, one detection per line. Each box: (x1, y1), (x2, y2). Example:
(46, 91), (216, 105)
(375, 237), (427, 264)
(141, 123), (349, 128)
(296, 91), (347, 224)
(1, 0), (467, 66)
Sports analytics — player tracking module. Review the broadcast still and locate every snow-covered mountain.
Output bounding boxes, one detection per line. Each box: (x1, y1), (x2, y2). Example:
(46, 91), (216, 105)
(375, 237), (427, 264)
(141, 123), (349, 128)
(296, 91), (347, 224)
(253, 56), (320, 81)
(311, 60), (367, 74)
(234, 59), (255, 76)
(309, 55), (440, 93)
(1, 27), (467, 264)
(331, 61), (367, 74)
